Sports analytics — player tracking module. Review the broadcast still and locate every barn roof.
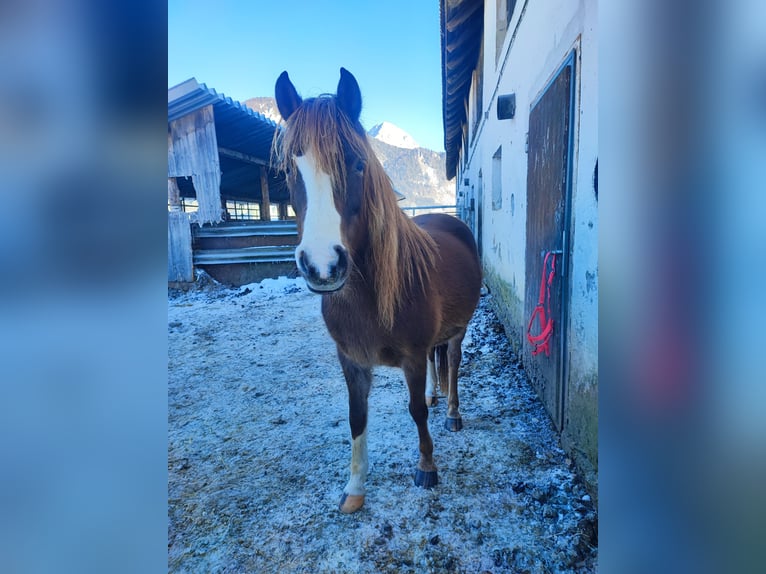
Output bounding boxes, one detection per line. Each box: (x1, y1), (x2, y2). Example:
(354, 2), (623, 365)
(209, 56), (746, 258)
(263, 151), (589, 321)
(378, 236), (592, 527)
(168, 78), (287, 204)
(440, 0), (484, 180)
(168, 78), (279, 165)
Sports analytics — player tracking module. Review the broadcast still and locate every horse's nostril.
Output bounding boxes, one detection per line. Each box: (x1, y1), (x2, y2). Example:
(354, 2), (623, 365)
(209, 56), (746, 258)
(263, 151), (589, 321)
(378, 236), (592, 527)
(297, 250), (308, 272)
(334, 245), (349, 276)
(298, 249), (319, 280)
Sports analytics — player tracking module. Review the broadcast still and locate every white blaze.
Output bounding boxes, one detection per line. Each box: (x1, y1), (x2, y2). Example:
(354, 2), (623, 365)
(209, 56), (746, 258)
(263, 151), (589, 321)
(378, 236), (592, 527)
(344, 429), (368, 496)
(294, 151), (343, 279)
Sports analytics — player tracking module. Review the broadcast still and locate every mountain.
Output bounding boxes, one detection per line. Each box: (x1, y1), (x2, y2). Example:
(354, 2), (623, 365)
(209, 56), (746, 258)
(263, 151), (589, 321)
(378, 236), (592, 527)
(244, 97), (454, 207)
(368, 121), (419, 149)
(367, 138), (455, 207)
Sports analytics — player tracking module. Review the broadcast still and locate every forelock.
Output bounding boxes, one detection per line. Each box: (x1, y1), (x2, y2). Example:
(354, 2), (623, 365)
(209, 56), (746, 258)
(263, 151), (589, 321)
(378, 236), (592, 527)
(275, 96), (368, 192)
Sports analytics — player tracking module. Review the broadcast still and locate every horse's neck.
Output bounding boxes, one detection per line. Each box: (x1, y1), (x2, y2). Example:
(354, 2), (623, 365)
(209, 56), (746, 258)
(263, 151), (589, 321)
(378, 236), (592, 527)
(361, 208), (431, 295)
(357, 207), (402, 268)
(346, 220), (394, 296)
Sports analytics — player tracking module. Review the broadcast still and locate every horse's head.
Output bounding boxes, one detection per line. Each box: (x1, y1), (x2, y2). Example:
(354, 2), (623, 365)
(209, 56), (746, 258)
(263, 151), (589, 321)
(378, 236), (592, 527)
(274, 68), (369, 294)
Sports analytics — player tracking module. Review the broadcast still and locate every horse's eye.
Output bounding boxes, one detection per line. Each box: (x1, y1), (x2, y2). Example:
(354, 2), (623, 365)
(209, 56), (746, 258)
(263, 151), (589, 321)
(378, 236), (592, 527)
(355, 160), (366, 173)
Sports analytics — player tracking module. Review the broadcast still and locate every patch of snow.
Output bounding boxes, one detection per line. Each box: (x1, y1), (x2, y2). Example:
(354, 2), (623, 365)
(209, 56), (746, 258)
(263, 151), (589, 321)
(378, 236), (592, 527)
(241, 275), (307, 297)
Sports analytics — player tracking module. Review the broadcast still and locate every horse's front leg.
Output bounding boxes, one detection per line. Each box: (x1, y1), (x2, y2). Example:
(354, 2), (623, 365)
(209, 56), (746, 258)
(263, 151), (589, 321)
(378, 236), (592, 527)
(403, 355), (438, 488)
(337, 349), (372, 514)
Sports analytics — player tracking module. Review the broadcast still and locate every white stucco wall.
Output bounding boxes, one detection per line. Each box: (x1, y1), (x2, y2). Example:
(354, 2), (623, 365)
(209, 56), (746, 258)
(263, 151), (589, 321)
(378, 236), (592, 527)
(456, 0), (598, 482)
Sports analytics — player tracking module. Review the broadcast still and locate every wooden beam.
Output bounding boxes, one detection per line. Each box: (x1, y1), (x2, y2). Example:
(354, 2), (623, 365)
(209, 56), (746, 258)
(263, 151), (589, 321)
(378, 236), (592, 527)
(168, 211), (193, 282)
(445, 0), (482, 33)
(168, 178), (181, 211)
(259, 166), (271, 221)
(218, 147), (269, 166)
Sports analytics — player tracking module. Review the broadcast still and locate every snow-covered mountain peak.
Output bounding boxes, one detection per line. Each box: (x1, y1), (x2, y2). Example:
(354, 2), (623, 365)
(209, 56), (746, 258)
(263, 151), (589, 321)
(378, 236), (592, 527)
(368, 121), (419, 149)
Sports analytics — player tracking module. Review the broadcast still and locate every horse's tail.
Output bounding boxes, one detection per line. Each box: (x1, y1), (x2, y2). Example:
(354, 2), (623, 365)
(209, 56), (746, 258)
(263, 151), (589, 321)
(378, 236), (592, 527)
(434, 343), (449, 396)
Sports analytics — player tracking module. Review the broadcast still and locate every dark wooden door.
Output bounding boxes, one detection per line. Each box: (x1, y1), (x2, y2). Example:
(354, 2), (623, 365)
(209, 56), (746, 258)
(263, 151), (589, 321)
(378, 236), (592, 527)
(524, 53), (575, 430)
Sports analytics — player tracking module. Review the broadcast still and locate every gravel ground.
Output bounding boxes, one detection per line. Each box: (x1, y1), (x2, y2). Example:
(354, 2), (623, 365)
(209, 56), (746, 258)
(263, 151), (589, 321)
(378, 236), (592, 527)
(168, 274), (597, 573)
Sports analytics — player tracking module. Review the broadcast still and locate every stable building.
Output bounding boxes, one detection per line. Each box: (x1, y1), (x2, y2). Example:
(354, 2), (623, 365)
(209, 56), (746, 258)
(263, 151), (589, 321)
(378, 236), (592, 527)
(440, 0), (598, 494)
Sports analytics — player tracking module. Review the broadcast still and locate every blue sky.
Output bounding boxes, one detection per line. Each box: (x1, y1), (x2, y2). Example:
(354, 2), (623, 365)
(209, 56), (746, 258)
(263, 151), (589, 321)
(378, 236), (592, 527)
(168, 1), (446, 152)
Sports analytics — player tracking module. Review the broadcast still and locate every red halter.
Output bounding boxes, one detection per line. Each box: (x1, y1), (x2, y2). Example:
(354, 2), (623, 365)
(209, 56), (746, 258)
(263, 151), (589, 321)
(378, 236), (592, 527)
(527, 251), (557, 357)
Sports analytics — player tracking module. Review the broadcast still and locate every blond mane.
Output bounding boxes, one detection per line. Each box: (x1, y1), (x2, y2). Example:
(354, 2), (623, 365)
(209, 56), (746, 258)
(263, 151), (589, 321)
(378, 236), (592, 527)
(274, 96), (438, 329)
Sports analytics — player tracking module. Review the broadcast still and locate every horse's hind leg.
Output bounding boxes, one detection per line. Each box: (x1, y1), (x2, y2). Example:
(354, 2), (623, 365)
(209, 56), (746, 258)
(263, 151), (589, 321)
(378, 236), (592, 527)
(337, 350), (372, 513)
(425, 347), (438, 407)
(425, 344), (449, 407)
(403, 356), (438, 488)
(445, 330), (466, 432)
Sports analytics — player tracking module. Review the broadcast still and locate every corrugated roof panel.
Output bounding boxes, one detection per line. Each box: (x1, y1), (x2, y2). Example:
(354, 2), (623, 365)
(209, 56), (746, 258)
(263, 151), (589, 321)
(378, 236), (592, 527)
(168, 78), (278, 128)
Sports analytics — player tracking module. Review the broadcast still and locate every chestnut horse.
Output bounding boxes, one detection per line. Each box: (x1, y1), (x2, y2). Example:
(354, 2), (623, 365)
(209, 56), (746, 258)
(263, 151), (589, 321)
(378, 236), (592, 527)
(274, 68), (481, 513)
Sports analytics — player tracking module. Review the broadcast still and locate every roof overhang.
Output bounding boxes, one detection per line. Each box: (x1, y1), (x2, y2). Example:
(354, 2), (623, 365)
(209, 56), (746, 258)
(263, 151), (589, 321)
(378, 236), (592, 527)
(440, 0), (484, 180)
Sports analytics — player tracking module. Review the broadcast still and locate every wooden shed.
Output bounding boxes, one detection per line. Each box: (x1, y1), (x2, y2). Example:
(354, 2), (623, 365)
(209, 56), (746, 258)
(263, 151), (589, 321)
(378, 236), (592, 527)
(168, 79), (297, 286)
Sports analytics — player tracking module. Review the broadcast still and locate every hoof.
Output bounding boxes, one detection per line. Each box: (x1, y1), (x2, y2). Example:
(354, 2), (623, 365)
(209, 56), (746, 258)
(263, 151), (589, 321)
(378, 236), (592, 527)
(339, 493), (365, 514)
(445, 416), (463, 432)
(414, 469), (439, 489)
(425, 395), (438, 407)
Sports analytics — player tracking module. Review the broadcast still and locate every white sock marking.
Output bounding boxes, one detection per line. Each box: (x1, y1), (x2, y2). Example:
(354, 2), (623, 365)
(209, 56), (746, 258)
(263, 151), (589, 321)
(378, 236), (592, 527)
(426, 355), (437, 399)
(343, 429), (368, 496)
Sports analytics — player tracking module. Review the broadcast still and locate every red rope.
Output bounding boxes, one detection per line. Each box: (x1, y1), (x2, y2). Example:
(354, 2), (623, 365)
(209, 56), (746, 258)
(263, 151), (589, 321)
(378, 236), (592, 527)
(527, 251), (557, 356)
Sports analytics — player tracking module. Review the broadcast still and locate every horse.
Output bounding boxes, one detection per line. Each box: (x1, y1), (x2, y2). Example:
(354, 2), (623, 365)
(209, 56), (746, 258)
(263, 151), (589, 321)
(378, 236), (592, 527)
(274, 68), (482, 513)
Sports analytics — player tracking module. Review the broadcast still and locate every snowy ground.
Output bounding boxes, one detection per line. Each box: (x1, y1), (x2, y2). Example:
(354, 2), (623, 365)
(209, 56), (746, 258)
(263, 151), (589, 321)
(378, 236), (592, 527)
(168, 274), (597, 573)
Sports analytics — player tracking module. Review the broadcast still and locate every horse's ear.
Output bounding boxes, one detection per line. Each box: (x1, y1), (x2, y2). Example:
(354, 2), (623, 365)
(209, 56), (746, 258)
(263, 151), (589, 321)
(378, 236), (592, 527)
(275, 71), (302, 121)
(337, 67), (362, 124)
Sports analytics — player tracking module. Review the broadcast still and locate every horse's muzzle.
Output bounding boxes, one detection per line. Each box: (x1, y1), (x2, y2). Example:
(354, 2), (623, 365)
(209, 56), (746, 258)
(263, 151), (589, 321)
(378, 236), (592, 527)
(297, 245), (349, 293)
